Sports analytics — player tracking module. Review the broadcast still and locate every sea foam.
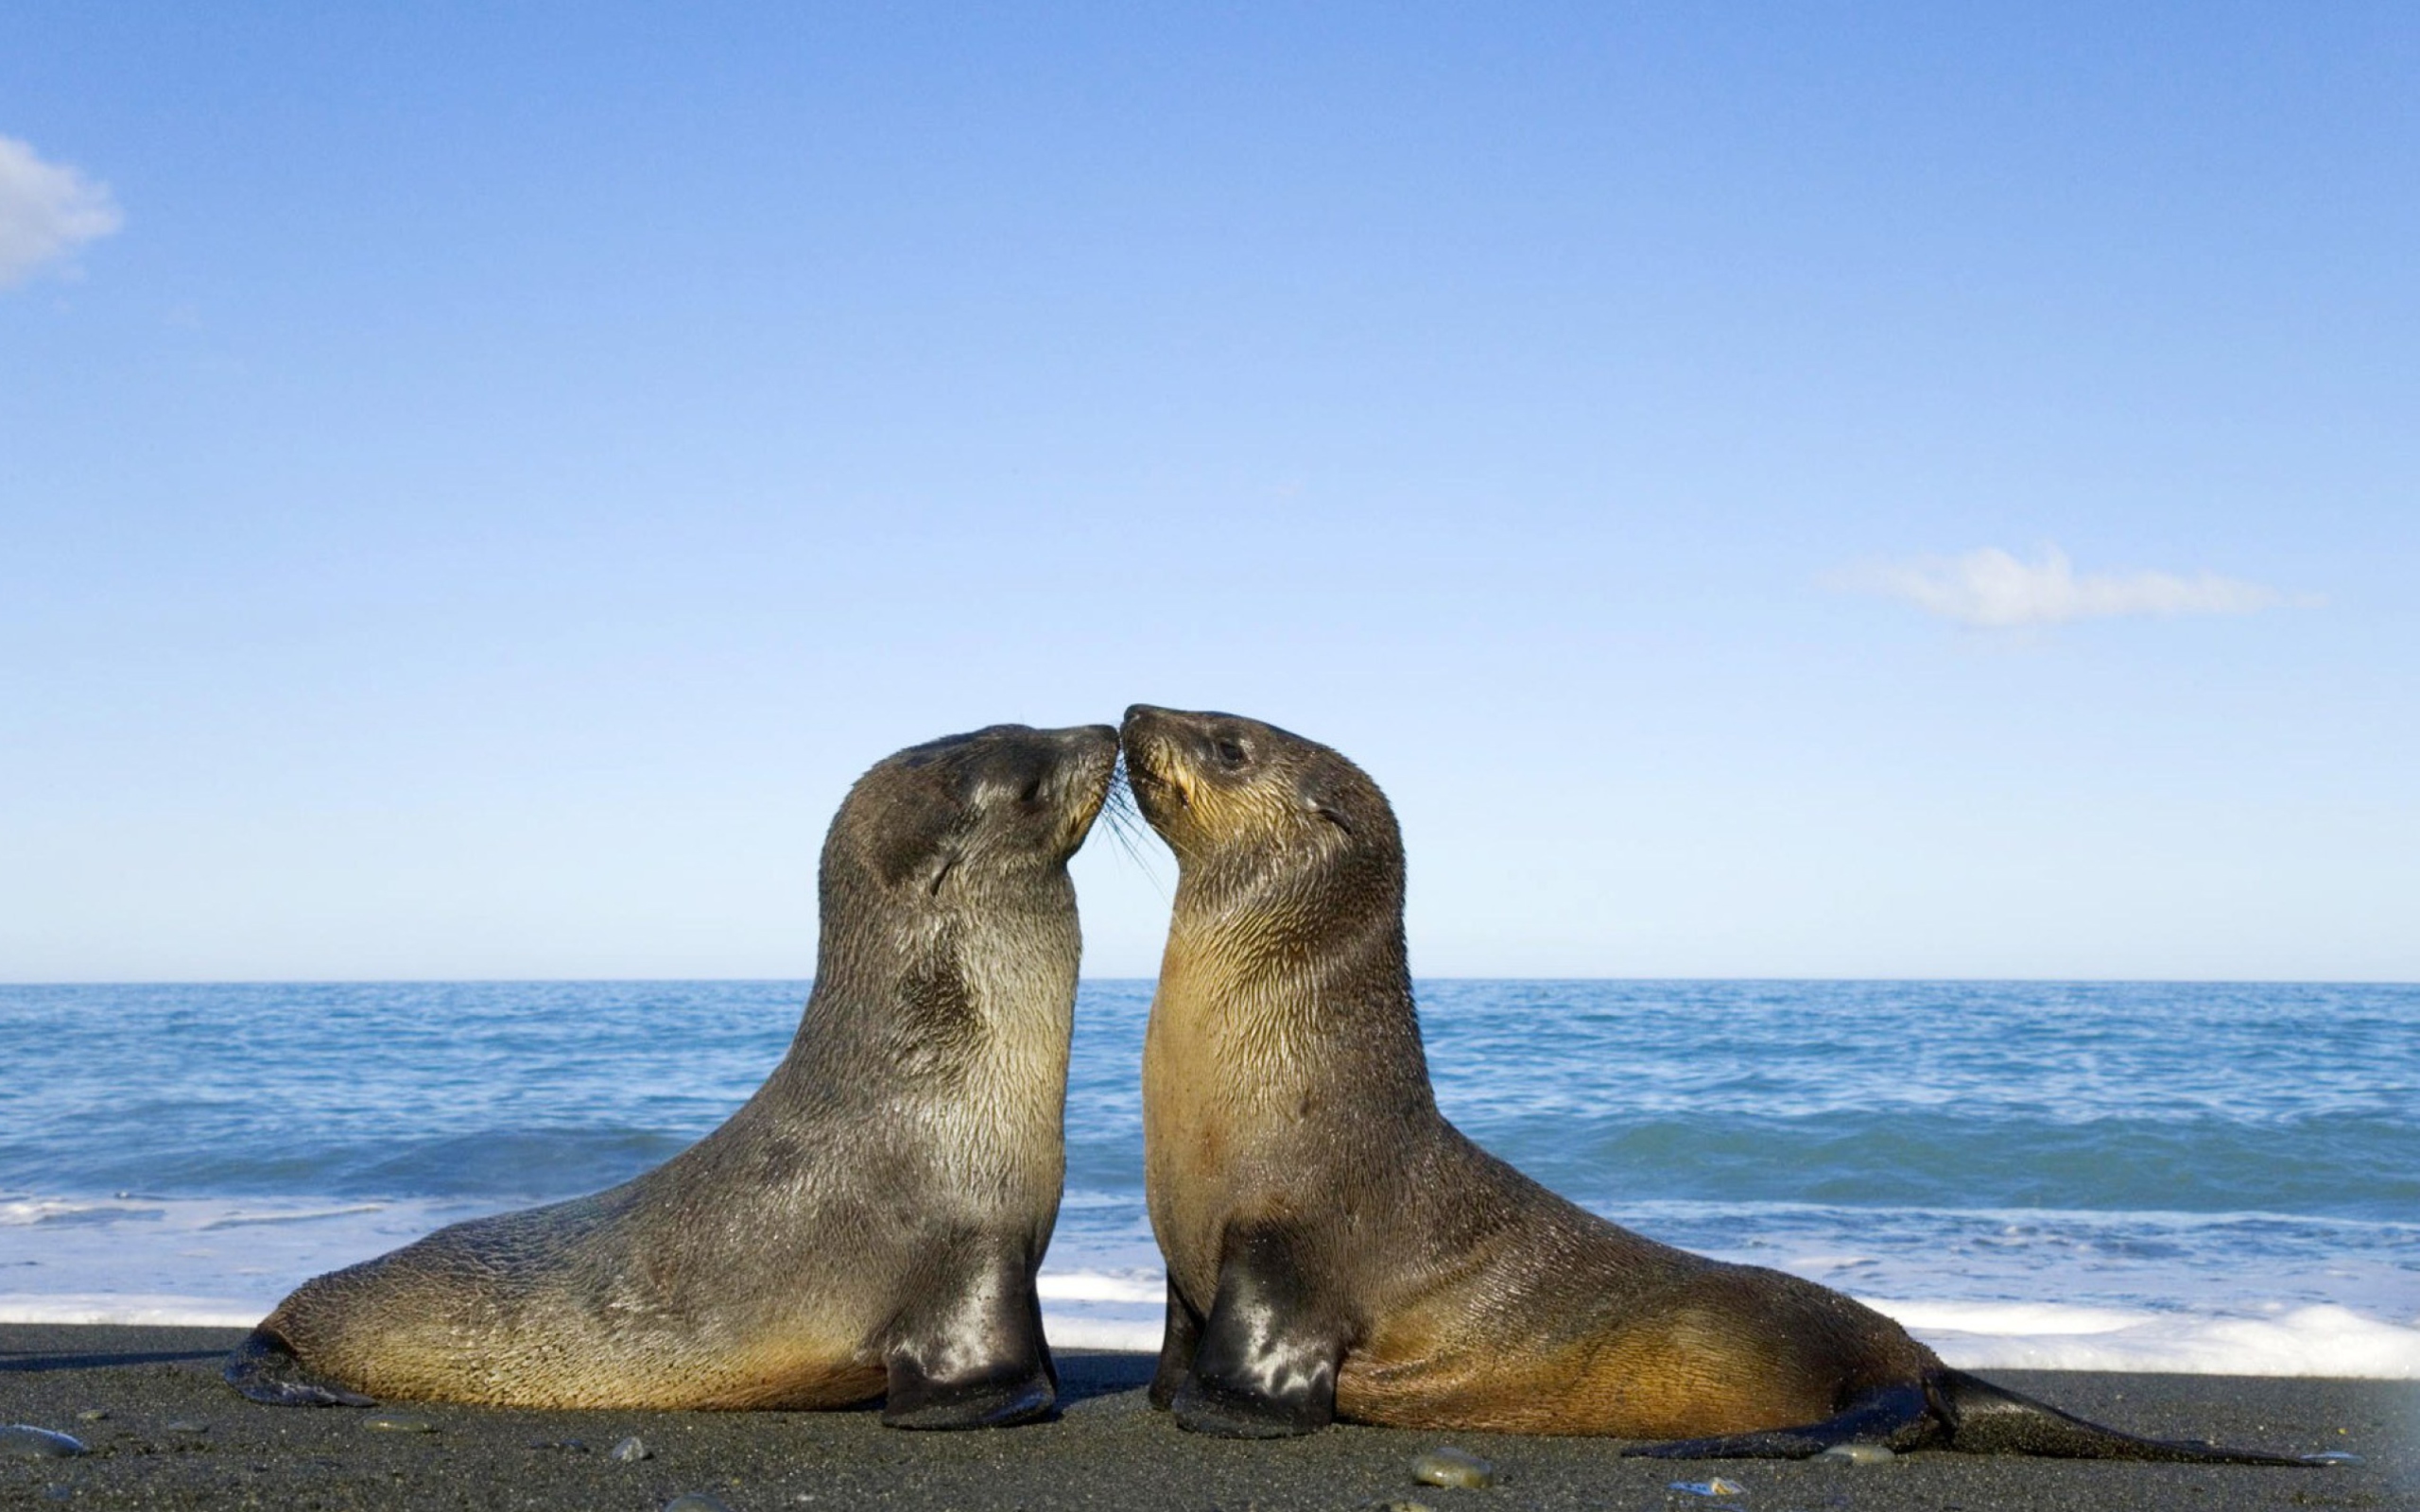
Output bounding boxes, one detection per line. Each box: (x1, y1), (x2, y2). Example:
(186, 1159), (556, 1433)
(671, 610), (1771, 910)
(3, 1196), (2413, 1377)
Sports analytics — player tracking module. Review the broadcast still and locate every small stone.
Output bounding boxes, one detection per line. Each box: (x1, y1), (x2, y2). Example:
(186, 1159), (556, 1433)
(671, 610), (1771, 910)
(612, 1435), (652, 1462)
(664, 1496), (735, 1512)
(1374, 1502), (1441, 1512)
(164, 1420), (208, 1434)
(1, 1426), (89, 1459)
(362, 1415), (439, 1434)
(1409, 1445), (1495, 1488)
(1818, 1442), (1894, 1464)
(75, 1410), (109, 1422)
(1668, 1479), (1747, 1498)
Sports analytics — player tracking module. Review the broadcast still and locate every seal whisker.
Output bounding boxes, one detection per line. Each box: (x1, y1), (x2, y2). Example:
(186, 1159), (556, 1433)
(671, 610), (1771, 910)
(1101, 754), (1171, 897)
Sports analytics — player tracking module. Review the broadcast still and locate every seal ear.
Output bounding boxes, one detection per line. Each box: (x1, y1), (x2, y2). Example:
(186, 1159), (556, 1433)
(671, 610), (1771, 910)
(1296, 778), (1355, 836)
(866, 781), (967, 892)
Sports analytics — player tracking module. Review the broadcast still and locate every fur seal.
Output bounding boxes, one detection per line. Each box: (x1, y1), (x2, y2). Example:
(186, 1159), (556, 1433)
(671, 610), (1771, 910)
(226, 722), (1118, 1425)
(1119, 703), (2318, 1463)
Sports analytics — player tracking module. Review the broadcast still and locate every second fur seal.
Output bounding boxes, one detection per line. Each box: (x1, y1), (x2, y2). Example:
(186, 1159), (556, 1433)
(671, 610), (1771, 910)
(1120, 703), (2318, 1463)
(227, 722), (1117, 1424)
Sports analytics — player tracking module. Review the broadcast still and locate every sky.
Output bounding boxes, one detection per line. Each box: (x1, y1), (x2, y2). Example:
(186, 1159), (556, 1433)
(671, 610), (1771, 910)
(3, 3), (2414, 982)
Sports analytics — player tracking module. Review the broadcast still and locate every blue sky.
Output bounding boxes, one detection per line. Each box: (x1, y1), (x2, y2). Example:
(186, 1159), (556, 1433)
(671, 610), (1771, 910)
(4, 4), (2414, 981)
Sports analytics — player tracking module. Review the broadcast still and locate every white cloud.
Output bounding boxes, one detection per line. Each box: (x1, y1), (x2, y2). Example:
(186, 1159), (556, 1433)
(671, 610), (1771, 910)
(1838, 545), (2302, 628)
(0, 134), (123, 289)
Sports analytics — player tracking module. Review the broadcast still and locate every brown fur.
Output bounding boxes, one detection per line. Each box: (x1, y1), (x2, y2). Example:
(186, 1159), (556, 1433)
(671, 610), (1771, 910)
(1125, 705), (1936, 1437)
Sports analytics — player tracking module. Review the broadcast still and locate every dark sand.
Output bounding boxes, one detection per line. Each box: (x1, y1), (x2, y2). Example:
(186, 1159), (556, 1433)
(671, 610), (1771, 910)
(2, 1325), (2408, 1510)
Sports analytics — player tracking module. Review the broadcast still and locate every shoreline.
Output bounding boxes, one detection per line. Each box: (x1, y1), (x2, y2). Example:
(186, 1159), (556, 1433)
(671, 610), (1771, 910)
(5, 1325), (2410, 1510)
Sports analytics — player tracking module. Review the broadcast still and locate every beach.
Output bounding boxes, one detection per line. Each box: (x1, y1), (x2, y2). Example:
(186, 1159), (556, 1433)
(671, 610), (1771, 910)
(2, 1326), (2408, 1511)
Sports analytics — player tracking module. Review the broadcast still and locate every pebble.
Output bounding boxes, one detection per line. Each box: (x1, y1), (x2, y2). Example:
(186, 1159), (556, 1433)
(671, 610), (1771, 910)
(1409, 1445), (1495, 1488)
(74, 1410), (109, 1422)
(1818, 1442), (1894, 1464)
(1668, 1479), (1747, 1497)
(164, 1420), (209, 1434)
(1374, 1502), (1441, 1512)
(612, 1435), (652, 1462)
(362, 1415), (439, 1434)
(664, 1496), (735, 1512)
(0, 1425), (89, 1459)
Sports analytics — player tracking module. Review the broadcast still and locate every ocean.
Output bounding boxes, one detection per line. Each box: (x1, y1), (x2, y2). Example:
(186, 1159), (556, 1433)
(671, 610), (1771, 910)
(3, 979), (2414, 1377)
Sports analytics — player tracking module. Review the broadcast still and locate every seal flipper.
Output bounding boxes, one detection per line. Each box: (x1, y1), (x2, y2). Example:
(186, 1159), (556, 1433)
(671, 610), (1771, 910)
(1621, 1383), (1936, 1459)
(879, 1246), (1057, 1430)
(222, 1327), (376, 1408)
(1149, 1280), (1202, 1410)
(1168, 1222), (1343, 1439)
(1623, 1371), (2324, 1464)
(1931, 1368), (2320, 1465)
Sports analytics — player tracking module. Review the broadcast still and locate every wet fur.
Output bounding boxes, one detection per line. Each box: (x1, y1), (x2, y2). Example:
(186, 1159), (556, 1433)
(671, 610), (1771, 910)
(228, 724), (1117, 1418)
(1121, 705), (2316, 1463)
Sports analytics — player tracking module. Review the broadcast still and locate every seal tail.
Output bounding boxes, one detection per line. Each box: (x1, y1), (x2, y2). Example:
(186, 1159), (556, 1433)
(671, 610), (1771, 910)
(222, 1327), (377, 1408)
(1929, 1367), (2319, 1465)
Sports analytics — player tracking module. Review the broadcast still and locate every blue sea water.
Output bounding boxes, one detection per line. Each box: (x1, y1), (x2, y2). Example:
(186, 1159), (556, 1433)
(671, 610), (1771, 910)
(3, 980), (2415, 1374)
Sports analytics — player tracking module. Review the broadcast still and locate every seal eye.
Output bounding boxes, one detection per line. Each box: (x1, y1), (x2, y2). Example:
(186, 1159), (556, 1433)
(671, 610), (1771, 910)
(1213, 738), (1249, 769)
(1018, 778), (1045, 806)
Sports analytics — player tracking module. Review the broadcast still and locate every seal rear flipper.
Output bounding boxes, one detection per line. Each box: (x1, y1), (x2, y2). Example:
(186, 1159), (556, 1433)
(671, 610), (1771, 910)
(222, 1328), (376, 1408)
(878, 1248), (1057, 1431)
(1168, 1222), (1342, 1439)
(1621, 1383), (1937, 1460)
(1931, 1368), (2322, 1465)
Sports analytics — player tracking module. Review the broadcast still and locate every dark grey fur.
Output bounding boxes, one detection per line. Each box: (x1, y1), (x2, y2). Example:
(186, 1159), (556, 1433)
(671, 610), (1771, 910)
(227, 723), (1117, 1424)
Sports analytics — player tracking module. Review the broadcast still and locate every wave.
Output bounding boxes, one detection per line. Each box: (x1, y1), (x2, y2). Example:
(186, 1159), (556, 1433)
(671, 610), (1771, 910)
(0, 1198), (165, 1227)
(1036, 1271), (1164, 1304)
(5, 1276), (2411, 1380)
(1874, 1299), (2420, 1378)
(1499, 1110), (2420, 1220)
(198, 1204), (390, 1229)
(0, 1295), (266, 1329)
(7, 1190), (2411, 1377)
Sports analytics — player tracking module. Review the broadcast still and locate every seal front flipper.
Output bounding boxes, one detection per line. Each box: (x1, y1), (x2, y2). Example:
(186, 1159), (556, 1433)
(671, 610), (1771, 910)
(222, 1327), (376, 1408)
(1149, 1280), (1202, 1410)
(1621, 1383), (1937, 1459)
(879, 1246), (1057, 1430)
(1168, 1223), (1343, 1439)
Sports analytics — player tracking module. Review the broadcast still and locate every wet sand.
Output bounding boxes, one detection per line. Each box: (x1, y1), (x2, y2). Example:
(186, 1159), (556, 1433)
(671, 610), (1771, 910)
(2, 1324), (2409, 1510)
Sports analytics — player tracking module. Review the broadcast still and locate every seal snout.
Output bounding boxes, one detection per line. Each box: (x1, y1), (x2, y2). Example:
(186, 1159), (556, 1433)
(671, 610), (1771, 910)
(1053, 724), (1121, 843)
(1063, 722), (1121, 768)
(1116, 707), (1195, 823)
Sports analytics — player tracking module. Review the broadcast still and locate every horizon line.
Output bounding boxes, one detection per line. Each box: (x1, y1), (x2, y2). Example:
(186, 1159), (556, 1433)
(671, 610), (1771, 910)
(5, 974), (2414, 989)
